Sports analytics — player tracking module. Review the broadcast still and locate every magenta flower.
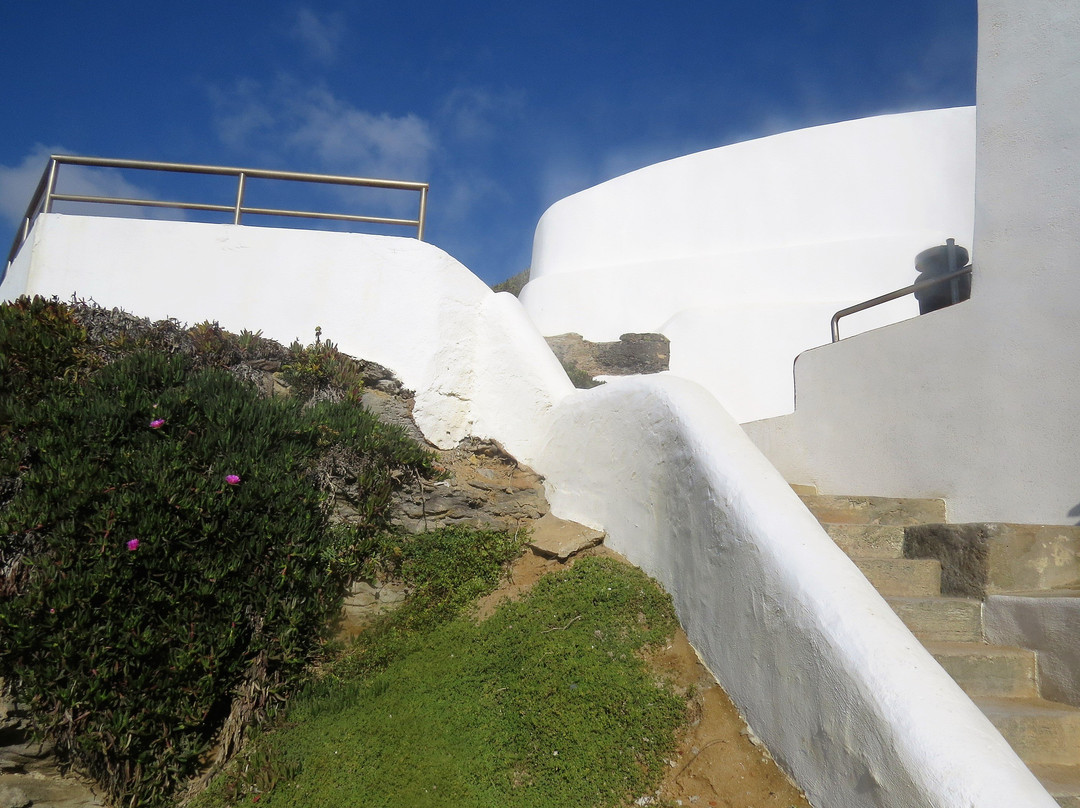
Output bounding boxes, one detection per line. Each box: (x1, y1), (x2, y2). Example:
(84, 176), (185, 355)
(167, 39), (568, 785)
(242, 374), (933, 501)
(149, 418), (165, 429)
(225, 474), (241, 486)
(126, 538), (140, 552)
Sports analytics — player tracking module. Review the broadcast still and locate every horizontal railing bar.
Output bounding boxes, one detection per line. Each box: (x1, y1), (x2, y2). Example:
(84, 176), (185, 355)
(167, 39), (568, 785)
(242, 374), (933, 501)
(830, 265), (973, 342)
(47, 155), (429, 191)
(239, 207), (419, 227)
(49, 194), (236, 214)
(51, 194), (421, 228)
(6, 155), (430, 276)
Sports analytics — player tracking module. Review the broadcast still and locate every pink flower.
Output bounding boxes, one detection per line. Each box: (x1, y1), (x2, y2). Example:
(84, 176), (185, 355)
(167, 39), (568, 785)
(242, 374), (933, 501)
(225, 474), (241, 486)
(126, 538), (140, 552)
(149, 419), (165, 429)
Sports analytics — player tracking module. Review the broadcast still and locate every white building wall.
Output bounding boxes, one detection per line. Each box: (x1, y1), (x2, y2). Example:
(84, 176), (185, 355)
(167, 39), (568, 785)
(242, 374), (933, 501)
(521, 108), (976, 421)
(536, 374), (1055, 808)
(745, 0), (1080, 525)
(0, 214), (571, 462)
(3, 206), (1058, 807)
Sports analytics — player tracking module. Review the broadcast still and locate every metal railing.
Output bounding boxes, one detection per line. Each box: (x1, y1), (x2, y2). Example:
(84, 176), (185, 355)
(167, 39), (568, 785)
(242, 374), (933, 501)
(6, 155), (429, 268)
(830, 240), (971, 342)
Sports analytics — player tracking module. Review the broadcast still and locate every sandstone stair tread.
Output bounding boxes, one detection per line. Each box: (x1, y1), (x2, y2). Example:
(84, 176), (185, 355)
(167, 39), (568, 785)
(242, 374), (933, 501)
(924, 641), (1039, 698)
(887, 596), (984, 642)
(1027, 764), (1080, 807)
(800, 493), (946, 525)
(824, 523), (905, 558)
(976, 696), (1080, 767)
(808, 489), (1080, 800)
(853, 558), (941, 597)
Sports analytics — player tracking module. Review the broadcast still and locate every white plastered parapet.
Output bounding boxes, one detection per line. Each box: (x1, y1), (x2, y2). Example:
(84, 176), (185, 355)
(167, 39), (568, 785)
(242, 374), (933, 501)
(533, 374), (1054, 808)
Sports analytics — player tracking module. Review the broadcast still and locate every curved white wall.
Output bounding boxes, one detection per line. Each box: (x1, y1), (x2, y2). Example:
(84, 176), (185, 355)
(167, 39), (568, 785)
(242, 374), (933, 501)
(0, 213), (572, 462)
(536, 375), (1054, 808)
(521, 108), (975, 422)
(744, 0), (1080, 525)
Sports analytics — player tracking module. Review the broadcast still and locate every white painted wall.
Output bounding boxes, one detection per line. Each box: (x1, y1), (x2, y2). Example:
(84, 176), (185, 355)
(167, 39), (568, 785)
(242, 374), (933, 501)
(4, 208), (1058, 806)
(0, 213), (572, 462)
(744, 0), (1080, 525)
(536, 374), (1055, 808)
(521, 108), (975, 421)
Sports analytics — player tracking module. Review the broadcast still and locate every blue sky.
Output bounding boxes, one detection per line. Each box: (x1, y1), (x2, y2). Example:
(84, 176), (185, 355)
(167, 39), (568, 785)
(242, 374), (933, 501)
(0, 1), (977, 285)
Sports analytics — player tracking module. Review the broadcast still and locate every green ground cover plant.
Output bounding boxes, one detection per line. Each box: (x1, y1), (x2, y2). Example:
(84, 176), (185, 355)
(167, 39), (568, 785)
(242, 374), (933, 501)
(196, 556), (684, 808)
(0, 297), (436, 807)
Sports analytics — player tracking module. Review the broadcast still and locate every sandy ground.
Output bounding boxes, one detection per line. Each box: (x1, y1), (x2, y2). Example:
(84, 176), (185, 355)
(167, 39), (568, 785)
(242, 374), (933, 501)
(476, 547), (814, 808)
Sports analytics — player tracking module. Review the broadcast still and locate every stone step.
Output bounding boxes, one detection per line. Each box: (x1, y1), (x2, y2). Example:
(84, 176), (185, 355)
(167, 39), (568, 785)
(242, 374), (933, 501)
(790, 483), (818, 496)
(887, 596), (984, 642)
(825, 523), (906, 559)
(906, 523), (1080, 596)
(855, 558), (942, 597)
(526, 512), (605, 561)
(1027, 764), (1080, 808)
(977, 697), (1080, 767)
(800, 494), (947, 526)
(925, 642), (1039, 698)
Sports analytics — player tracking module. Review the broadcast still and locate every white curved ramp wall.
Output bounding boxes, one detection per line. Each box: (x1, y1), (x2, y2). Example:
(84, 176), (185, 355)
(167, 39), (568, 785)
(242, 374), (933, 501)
(536, 375), (1056, 808)
(0, 213), (571, 462)
(521, 108), (975, 422)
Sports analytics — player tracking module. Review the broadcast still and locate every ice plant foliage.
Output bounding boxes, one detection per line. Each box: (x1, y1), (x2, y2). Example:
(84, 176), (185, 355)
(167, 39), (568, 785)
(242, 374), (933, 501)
(0, 301), (436, 808)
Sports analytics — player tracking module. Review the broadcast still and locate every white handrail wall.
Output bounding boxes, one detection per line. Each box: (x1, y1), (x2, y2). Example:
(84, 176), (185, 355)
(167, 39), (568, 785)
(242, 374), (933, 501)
(535, 375), (1056, 808)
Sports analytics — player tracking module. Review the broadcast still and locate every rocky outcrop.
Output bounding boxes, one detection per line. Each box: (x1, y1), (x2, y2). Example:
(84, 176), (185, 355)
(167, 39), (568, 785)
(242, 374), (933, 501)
(545, 332), (669, 383)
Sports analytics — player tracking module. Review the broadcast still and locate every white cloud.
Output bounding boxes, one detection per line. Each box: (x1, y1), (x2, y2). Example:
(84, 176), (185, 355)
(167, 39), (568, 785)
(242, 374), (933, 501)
(0, 145), (60, 228)
(439, 86), (524, 145)
(293, 7), (345, 66)
(0, 145), (183, 238)
(538, 154), (604, 210)
(211, 78), (436, 182)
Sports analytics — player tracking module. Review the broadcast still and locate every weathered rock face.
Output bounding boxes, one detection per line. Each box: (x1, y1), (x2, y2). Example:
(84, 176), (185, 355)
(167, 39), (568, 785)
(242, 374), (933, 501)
(390, 436), (549, 535)
(545, 332), (669, 382)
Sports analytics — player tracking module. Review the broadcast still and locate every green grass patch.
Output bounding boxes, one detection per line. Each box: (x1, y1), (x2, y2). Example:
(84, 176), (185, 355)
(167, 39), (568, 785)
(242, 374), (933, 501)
(196, 557), (684, 808)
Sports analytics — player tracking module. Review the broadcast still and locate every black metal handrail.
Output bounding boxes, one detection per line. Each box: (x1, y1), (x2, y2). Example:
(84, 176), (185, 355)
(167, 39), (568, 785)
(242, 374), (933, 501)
(6, 155), (430, 268)
(830, 266), (972, 342)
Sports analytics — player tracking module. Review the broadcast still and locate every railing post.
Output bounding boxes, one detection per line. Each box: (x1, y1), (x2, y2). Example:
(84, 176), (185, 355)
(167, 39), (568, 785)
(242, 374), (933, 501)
(417, 186), (428, 241)
(234, 172), (246, 225)
(43, 159), (59, 213)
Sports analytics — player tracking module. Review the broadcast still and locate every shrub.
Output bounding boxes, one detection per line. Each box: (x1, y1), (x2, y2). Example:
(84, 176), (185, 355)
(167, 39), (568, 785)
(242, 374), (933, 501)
(491, 268), (530, 297)
(0, 296), (95, 424)
(282, 333), (365, 402)
(0, 337), (433, 806)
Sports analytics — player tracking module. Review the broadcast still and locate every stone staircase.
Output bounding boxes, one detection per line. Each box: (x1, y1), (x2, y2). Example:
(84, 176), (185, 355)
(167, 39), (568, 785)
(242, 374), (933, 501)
(796, 487), (1080, 808)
